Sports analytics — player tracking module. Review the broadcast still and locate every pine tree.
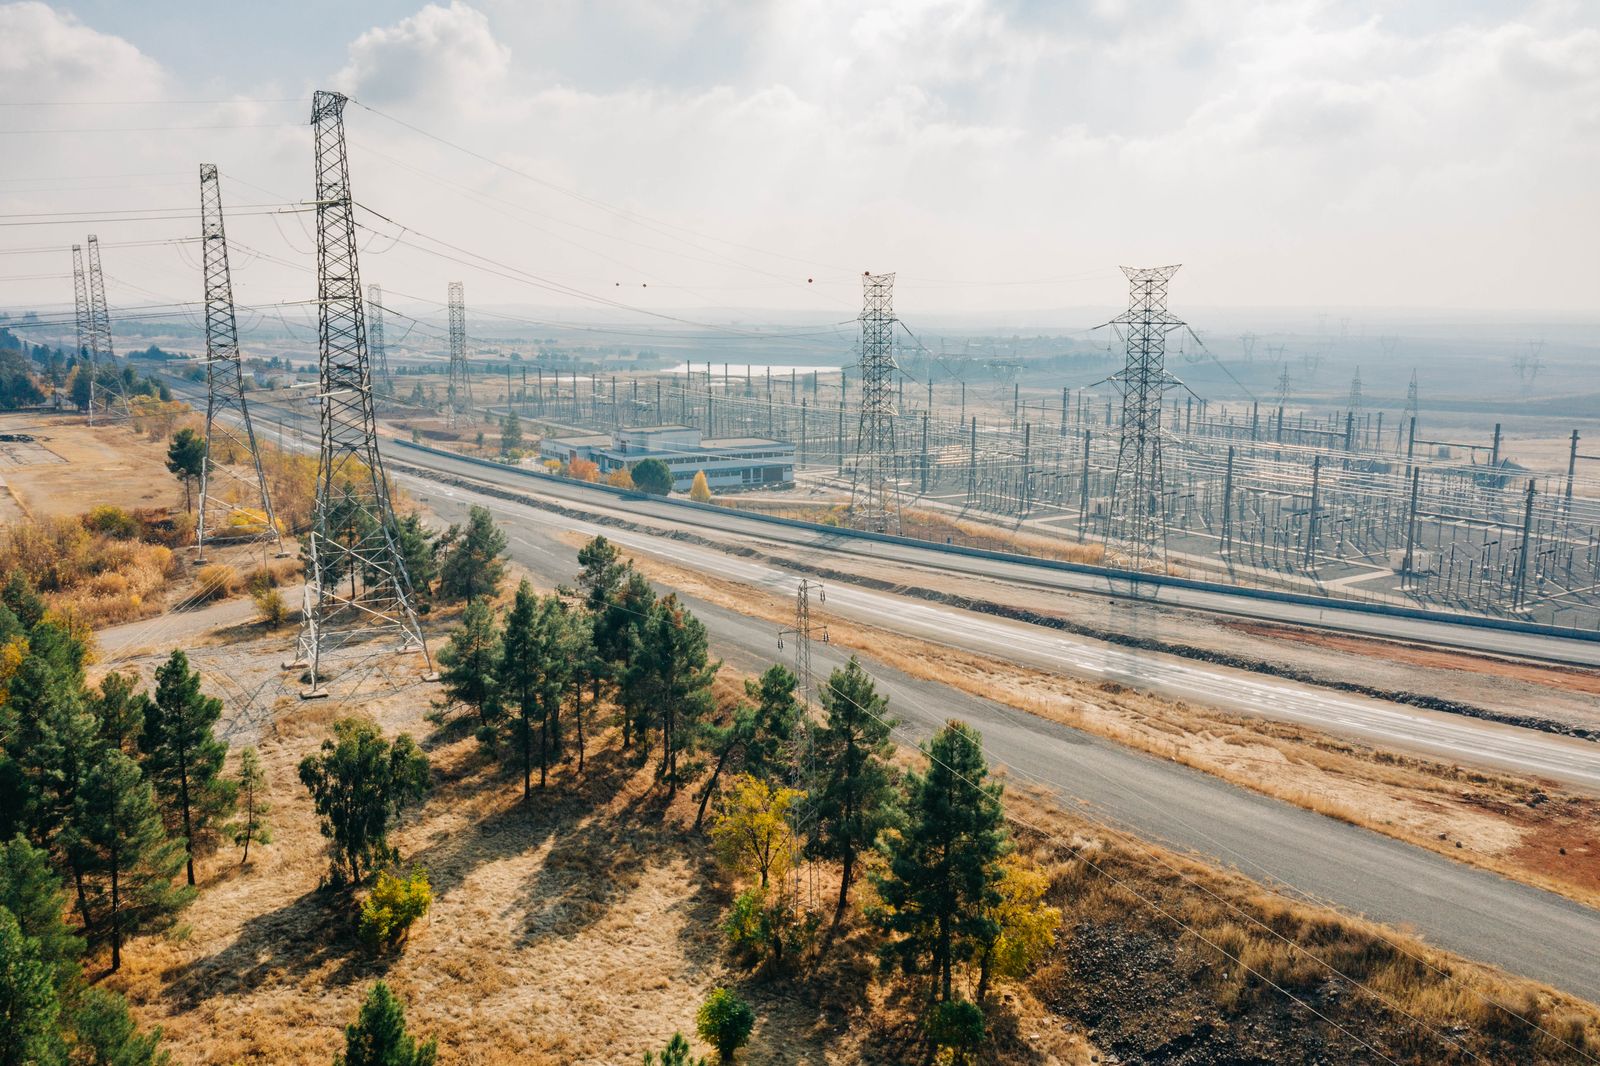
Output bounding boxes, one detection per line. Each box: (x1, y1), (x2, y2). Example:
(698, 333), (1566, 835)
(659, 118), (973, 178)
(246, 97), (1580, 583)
(499, 412), (523, 455)
(695, 664), (800, 830)
(0, 906), (61, 1066)
(392, 514), (438, 602)
(564, 612), (598, 775)
(623, 596), (718, 797)
(70, 752), (193, 972)
(599, 570), (655, 750)
(0, 835), (82, 993)
(226, 748), (271, 866)
(139, 651), (234, 886)
(164, 429), (206, 513)
(436, 505), (507, 601)
(71, 987), (170, 1066)
(875, 720), (1009, 1004)
(631, 458), (673, 496)
(808, 657), (898, 927)
(298, 721), (430, 887)
(88, 672), (146, 758)
(333, 982), (437, 1066)
(495, 582), (574, 797)
(642, 1033), (705, 1066)
(435, 598), (502, 729)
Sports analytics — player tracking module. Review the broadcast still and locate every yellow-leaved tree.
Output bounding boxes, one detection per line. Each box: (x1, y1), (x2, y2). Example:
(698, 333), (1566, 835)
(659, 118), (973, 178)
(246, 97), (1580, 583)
(689, 470), (713, 502)
(710, 773), (802, 890)
(976, 854), (1061, 1002)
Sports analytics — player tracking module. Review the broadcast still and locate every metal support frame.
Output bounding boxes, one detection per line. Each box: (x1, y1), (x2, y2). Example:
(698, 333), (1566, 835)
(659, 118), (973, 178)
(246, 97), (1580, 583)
(84, 235), (129, 420)
(71, 244), (92, 422)
(1105, 264), (1186, 572)
(447, 280), (468, 428)
(849, 271), (901, 534)
(195, 164), (284, 561)
(290, 90), (432, 696)
(368, 283), (392, 393)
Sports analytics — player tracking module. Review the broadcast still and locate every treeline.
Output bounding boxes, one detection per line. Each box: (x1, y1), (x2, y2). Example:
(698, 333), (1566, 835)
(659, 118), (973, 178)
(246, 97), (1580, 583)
(416, 518), (1059, 1061)
(0, 572), (265, 1062)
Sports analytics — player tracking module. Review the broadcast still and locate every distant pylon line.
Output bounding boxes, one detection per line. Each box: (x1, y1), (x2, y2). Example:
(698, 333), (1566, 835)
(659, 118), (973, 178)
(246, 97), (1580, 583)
(84, 234), (131, 421)
(447, 280), (468, 428)
(367, 283), (392, 394)
(290, 90), (431, 696)
(71, 243), (92, 423)
(195, 163), (283, 562)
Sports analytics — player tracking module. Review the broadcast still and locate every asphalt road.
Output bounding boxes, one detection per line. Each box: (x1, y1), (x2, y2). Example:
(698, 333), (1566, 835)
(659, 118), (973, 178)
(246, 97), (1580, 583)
(413, 474), (1600, 1006)
(408, 470), (1600, 790)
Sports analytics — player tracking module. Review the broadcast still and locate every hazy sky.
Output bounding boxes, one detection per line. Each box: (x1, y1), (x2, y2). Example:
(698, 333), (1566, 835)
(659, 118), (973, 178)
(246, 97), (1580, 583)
(2, 0), (1596, 328)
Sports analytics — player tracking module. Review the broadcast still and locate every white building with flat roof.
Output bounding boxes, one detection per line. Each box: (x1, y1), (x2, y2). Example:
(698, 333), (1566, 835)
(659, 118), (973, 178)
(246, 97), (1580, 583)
(538, 424), (793, 492)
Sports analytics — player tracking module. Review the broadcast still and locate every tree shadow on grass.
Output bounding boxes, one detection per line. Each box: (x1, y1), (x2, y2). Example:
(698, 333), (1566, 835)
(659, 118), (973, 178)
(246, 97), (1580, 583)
(162, 884), (384, 1009)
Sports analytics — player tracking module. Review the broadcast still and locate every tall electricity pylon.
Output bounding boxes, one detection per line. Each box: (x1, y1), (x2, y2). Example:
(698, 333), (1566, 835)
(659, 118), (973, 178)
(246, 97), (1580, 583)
(1104, 265), (1187, 573)
(195, 163), (282, 562)
(447, 281), (468, 428)
(849, 271), (901, 534)
(84, 235), (129, 421)
(290, 90), (432, 696)
(777, 578), (828, 907)
(1406, 368), (1420, 424)
(71, 243), (93, 422)
(1347, 366), (1363, 416)
(367, 283), (392, 394)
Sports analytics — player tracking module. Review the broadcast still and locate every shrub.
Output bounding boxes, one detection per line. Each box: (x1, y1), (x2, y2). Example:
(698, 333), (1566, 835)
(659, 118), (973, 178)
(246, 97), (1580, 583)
(722, 886), (816, 970)
(632, 458), (673, 495)
(643, 1033), (705, 1066)
(924, 999), (985, 1064)
(252, 587), (288, 627)
(568, 457), (600, 482)
(689, 471), (713, 503)
(695, 987), (755, 1064)
(83, 505), (139, 539)
(194, 563), (240, 602)
(358, 868), (433, 951)
(604, 467), (634, 490)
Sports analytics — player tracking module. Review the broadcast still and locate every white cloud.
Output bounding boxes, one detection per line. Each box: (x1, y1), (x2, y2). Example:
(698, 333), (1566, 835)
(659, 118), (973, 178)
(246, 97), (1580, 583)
(0, 1), (164, 101)
(335, 1), (511, 111)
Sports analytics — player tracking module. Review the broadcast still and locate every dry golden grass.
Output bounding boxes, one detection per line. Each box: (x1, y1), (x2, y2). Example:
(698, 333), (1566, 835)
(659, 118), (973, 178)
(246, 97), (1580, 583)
(0, 514), (178, 628)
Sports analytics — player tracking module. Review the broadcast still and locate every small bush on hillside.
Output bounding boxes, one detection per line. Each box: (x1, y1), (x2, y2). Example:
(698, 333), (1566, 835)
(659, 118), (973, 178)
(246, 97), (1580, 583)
(252, 587), (288, 627)
(695, 987), (755, 1064)
(194, 563), (240, 602)
(84, 504), (140, 539)
(925, 999), (985, 1065)
(722, 887), (817, 970)
(358, 868), (433, 952)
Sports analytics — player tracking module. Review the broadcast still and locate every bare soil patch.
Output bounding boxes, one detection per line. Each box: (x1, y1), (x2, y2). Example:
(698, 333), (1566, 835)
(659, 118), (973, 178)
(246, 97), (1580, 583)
(1226, 620), (1600, 697)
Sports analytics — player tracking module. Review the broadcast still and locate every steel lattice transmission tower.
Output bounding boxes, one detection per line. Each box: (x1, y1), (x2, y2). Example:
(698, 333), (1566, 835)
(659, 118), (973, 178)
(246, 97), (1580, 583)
(1406, 369), (1420, 423)
(195, 164), (283, 562)
(1347, 366), (1363, 415)
(1105, 264), (1187, 572)
(447, 281), (469, 428)
(290, 91), (432, 696)
(776, 578), (828, 907)
(71, 243), (93, 421)
(849, 271), (901, 534)
(367, 283), (392, 394)
(84, 235), (129, 421)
